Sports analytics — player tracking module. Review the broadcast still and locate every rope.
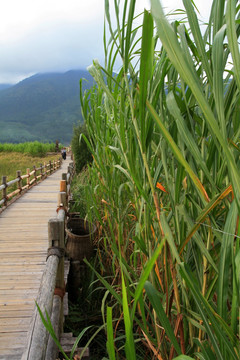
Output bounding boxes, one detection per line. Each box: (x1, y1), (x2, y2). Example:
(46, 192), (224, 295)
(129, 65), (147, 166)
(54, 287), (66, 299)
(46, 246), (65, 261)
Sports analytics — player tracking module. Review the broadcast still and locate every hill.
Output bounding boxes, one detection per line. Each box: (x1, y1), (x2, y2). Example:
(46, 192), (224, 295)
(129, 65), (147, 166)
(0, 70), (94, 144)
(0, 84), (12, 91)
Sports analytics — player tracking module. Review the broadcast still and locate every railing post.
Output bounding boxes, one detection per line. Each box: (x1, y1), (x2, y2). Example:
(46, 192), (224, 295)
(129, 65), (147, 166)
(58, 192), (67, 208)
(17, 170), (22, 194)
(27, 168), (30, 188)
(60, 180), (67, 193)
(40, 164), (43, 179)
(33, 166), (37, 183)
(49, 160), (52, 174)
(43, 162), (46, 177)
(48, 218), (65, 291)
(2, 176), (7, 206)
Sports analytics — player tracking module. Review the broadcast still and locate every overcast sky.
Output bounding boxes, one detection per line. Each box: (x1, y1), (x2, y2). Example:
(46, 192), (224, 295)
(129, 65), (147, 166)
(0, 0), (212, 84)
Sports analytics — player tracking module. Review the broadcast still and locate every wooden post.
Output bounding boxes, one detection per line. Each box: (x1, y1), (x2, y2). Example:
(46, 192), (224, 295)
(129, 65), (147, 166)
(17, 170), (22, 194)
(60, 180), (67, 193)
(49, 160), (52, 174)
(58, 192), (67, 208)
(62, 173), (67, 183)
(33, 166), (37, 183)
(27, 169), (30, 188)
(48, 218), (65, 290)
(48, 216), (65, 337)
(44, 162), (46, 177)
(2, 176), (7, 206)
(40, 164), (43, 179)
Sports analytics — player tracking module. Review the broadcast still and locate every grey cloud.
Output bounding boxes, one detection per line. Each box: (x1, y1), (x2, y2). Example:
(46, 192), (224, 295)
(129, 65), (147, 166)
(0, 20), (105, 83)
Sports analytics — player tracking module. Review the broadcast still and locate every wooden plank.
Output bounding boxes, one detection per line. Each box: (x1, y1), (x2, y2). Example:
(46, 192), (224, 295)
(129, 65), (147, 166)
(0, 158), (71, 358)
(0, 310), (33, 318)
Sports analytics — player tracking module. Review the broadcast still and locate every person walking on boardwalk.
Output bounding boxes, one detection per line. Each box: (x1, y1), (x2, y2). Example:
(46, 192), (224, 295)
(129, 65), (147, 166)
(61, 147), (66, 160)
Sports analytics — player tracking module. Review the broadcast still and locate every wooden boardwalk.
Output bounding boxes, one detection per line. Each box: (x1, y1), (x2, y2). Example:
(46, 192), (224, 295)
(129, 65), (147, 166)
(0, 157), (71, 359)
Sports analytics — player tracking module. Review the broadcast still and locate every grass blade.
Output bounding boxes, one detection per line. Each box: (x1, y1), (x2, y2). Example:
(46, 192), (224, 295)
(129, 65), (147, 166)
(122, 273), (136, 360)
(106, 307), (116, 360)
(144, 281), (182, 356)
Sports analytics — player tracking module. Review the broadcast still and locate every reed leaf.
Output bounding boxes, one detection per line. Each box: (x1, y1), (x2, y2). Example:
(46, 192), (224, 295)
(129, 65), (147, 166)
(144, 281), (182, 356)
(106, 307), (116, 360)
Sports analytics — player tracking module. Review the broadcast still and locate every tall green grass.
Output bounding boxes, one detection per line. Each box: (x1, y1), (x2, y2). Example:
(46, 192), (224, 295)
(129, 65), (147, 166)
(0, 141), (57, 157)
(75, 0), (240, 358)
(0, 152), (61, 189)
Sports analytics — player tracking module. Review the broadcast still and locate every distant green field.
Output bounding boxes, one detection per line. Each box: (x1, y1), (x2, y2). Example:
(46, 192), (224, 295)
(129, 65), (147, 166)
(0, 151), (61, 182)
(0, 141), (57, 157)
(0, 142), (61, 185)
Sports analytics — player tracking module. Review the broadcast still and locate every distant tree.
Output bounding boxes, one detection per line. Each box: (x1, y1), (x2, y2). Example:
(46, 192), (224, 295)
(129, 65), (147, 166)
(71, 123), (92, 173)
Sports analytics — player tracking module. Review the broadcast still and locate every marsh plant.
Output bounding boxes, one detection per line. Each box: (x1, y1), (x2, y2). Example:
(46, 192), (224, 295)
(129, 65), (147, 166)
(0, 141), (57, 156)
(74, 0), (240, 359)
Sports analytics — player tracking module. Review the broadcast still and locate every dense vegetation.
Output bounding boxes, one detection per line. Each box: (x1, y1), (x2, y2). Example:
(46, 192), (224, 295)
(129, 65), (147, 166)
(72, 0), (240, 359)
(0, 70), (94, 144)
(71, 124), (92, 173)
(0, 141), (56, 157)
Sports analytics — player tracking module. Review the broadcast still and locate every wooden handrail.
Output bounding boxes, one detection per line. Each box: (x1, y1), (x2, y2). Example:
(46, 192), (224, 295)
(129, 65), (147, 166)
(0, 158), (62, 209)
(21, 162), (75, 360)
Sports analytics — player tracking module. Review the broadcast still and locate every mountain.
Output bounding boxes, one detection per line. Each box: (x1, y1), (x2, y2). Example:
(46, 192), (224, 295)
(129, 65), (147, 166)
(0, 70), (94, 144)
(0, 84), (12, 91)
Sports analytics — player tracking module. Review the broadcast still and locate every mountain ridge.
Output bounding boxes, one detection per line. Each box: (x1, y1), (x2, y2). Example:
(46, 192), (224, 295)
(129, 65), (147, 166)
(0, 69), (94, 144)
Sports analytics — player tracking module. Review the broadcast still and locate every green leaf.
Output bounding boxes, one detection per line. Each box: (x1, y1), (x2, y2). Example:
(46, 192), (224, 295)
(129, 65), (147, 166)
(182, 0), (213, 86)
(122, 273), (136, 360)
(147, 100), (209, 203)
(139, 9), (154, 151)
(150, 0), (240, 213)
(132, 238), (166, 316)
(179, 263), (239, 360)
(217, 200), (238, 321)
(144, 281), (182, 355)
(226, 0), (240, 90)
(36, 302), (69, 360)
(106, 307), (116, 360)
(166, 91), (217, 190)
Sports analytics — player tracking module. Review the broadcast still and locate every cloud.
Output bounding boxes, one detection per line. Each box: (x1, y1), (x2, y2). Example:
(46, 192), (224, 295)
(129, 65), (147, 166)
(0, 0), (106, 83)
(0, 0), (212, 84)
(0, 19), (105, 83)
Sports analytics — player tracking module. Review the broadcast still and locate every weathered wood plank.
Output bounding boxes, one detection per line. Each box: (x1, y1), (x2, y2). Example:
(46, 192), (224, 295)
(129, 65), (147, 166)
(0, 158), (71, 358)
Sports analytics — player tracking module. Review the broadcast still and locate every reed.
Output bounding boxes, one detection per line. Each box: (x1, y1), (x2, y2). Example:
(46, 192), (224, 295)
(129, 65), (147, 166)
(0, 141), (57, 157)
(75, 0), (240, 358)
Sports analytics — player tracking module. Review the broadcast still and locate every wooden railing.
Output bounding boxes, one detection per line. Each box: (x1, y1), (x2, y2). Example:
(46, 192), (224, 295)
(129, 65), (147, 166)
(22, 163), (76, 360)
(0, 158), (62, 208)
